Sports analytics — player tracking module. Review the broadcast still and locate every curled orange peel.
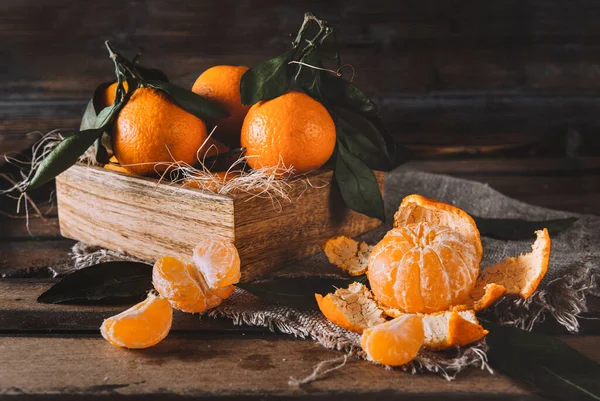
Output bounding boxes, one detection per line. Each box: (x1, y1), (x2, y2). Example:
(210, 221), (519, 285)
(315, 282), (386, 333)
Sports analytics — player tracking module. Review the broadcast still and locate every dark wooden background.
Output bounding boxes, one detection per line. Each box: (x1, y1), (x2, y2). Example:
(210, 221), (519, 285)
(1, 0), (600, 215)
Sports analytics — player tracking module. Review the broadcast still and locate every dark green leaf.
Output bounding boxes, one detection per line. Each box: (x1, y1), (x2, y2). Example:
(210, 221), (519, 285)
(323, 74), (380, 120)
(295, 48), (324, 101)
(81, 82), (112, 130)
(323, 76), (400, 161)
(334, 140), (385, 221)
(37, 261), (153, 305)
(147, 81), (229, 120)
(333, 107), (395, 163)
(473, 216), (578, 240)
(484, 322), (600, 401)
(27, 128), (104, 192)
(336, 117), (394, 171)
(240, 52), (292, 105)
(94, 135), (110, 164)
(237, 275), (367, 310)
(135, 65), (169, 82)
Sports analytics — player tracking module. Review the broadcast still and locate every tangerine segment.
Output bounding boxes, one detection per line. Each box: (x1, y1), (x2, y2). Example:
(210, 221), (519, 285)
(474, 229), (550, 299)
(360, 314), (424, 366)
(323, 236), (372, 276)
(100, 292), (172, 349)
(421, 310), (488, 350)
(152, 256), (226, 313)
(393, 194), (483, 260)
(315, 282), (386, 334)
(368, 223), (480, 314)
(193, 238), (241, 289)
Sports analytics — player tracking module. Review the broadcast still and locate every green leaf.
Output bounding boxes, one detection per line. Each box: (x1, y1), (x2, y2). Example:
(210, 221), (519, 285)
(80, 82), (112, 131)
(323, 74), (380, 120)
(294, 48), (324, 101)
(323, 76), (403, 163)
(37, 261), (153, 305)
(237, 275), (367, 310)
(336, 117), (394, 171)
(333, 107), (395, 162)
(26, 128), (104, 192)
(135, 65), (169, 82)
(240, 52), (292, 105)
(473, 216), (578, 240)
(484, 322), (600, 401)
(147, 81), (229, 121)
(94, 135), (110, 164)
(334, 140), (385, 221)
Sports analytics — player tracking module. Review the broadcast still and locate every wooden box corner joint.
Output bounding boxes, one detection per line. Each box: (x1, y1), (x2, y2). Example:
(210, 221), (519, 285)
(56, 164), (384, 280)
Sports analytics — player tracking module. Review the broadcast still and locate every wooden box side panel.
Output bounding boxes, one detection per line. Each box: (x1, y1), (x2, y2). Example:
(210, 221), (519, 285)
(233, 170), (384, 278)
(56, 165), (235, 263)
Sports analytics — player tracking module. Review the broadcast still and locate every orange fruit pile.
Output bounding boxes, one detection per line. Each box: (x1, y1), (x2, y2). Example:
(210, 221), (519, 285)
(101, 238), (241, 349)
(318, 194), (552, 366)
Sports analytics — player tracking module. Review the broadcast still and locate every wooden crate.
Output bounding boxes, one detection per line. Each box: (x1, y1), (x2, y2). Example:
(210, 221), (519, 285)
(55, 164), (383, 280)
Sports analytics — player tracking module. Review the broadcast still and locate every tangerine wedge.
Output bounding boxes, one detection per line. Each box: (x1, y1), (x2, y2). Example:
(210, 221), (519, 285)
(360, 314), (424, 366)
(100, 292), (172, 349)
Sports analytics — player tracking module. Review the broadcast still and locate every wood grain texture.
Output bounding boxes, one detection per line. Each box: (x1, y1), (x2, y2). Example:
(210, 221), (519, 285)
(0, 279), (257, 332)
(55, 165), (382, 280)
(233, 170), (383, 278)
(2, 0), (600, 153)
(56, 164), (235, 261)
(0, 333), (597, 400)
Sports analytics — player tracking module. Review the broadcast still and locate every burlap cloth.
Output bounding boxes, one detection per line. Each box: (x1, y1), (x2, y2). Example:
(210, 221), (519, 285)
(65, 168), (600, 380)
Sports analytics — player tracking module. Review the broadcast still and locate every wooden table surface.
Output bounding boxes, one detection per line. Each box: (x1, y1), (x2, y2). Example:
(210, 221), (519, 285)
(1, 155), (599, 400)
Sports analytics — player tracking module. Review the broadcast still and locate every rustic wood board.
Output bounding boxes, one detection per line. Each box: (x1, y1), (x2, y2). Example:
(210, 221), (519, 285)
(0, 279), (256, 332)
(0, 333), (597, 400)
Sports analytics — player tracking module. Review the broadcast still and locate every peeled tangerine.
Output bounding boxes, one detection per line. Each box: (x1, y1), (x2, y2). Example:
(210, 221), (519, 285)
(152, 238), (241, 313)
(101, 292), (172, 349)
(319, 194), (552, 366)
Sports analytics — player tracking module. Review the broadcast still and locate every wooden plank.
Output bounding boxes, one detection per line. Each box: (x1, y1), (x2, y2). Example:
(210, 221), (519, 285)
(5, 333), (594, 400)
(0, 239), (75, 277)
(0, 216), (61, 240)
(0, 279), (258, 332)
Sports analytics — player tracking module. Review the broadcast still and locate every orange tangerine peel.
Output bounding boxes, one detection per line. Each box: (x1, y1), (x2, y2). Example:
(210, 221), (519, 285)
(360, 314), (424, 366)
(100, 292), (172, 349)
(393, 194), (483, 260)
(473, 229), (551, 300)
(315, 282), (386, 334)
(420, 310), (488, 350)
(323, 236), (372, 276)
